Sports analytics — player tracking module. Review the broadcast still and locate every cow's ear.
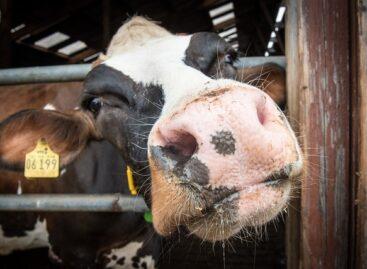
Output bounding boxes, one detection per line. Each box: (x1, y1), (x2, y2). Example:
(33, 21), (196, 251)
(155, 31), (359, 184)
(237, 63), (286, 107)
(0, 109), (100, 171)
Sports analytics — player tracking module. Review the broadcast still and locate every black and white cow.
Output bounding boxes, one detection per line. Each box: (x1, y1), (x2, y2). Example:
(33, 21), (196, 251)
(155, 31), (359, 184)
(0, 82), (159, 268)
(0, 16), (301, 268)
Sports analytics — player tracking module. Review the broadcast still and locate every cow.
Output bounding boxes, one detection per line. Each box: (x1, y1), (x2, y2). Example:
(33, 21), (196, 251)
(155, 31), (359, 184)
(0, 16), (301, 268)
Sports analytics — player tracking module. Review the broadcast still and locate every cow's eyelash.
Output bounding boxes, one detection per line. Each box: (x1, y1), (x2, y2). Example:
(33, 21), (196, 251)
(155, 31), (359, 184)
(100, 92), (131, 107)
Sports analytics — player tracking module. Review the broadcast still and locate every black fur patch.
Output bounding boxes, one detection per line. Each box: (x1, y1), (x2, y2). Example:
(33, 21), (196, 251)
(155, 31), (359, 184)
(210, 130), (236, 155)
(173, 157), (210, 185)
(117, 257), (125, 265)
(201, 186), (237, 209)
(141, 261), (148, 269)
(184, 32), (237, 79)
(83, 64), (165, 205)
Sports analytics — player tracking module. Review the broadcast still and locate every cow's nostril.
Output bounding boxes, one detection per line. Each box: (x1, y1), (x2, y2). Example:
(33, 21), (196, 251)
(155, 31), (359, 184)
(160, 131), (198, 164)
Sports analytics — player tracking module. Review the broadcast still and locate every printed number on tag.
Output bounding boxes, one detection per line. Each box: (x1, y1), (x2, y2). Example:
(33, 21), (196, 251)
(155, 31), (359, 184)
(24, 138), (59, 179)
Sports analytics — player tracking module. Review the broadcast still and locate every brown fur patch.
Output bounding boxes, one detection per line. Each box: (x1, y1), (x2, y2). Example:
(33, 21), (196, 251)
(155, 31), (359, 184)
(237, 63), (286, 106)
(0, 82), (83, 121)
(150, 156), (206, 236)
(0, 110), (99, 169)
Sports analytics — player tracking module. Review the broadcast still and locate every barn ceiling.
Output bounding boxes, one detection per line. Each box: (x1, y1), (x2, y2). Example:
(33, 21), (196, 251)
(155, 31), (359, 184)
(0, 0), (284, 67)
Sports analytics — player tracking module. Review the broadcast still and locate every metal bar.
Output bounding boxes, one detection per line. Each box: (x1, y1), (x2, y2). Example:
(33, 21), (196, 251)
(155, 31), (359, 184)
(0, 64), (92, 85)
(0, 57), (286, 85)
(0, 194), (148, 212)
(235, 56), (286, 68)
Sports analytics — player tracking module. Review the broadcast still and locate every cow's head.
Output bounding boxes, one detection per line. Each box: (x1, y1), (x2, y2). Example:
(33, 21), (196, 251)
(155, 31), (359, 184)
(0, 17), (302, 241)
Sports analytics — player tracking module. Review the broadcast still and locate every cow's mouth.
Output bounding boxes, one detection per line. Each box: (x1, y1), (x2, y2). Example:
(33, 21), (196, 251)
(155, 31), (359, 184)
(188, 169), (290, 217)
(148, 155), (295, 240)
(179, 168), (291, 238)
(149, 143), (299, 239)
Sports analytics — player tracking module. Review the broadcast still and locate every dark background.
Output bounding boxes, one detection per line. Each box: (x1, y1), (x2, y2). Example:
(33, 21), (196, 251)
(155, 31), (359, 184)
(0, 0), (284, 67)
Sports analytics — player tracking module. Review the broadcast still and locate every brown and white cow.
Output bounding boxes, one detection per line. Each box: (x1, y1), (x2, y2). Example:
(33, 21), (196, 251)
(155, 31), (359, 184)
(0, 16), (301, 268)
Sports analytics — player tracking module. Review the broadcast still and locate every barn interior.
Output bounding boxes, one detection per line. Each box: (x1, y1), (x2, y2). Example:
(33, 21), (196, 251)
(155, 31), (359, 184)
(0, 0), (287, 268)
(0, 0), (284, 67)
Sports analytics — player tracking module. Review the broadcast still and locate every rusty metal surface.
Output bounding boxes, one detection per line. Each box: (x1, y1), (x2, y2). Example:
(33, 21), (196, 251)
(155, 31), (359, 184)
(295, 0), (351, 268)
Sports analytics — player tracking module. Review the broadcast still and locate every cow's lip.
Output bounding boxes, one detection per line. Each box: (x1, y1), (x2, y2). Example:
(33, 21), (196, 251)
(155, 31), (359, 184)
(263, 164), (293, 185)
(197, 167), (293, 215)
(198, 188), (239, 215)
(199, 181), (288, 215)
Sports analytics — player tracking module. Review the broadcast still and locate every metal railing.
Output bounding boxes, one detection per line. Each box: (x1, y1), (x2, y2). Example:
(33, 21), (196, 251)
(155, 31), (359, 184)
(0, 64), (92, 85)
(235, 56), (285, 69)
(0, 194), (148, 212)
(0, 56), (286, 85)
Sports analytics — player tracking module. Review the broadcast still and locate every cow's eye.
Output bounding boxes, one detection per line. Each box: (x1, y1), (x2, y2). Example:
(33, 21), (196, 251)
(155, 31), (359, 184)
(87, 97), (103, 114)
(224, 53), (235, 65)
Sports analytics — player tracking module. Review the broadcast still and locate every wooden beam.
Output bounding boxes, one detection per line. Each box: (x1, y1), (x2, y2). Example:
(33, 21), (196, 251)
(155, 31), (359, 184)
(352, 1), (367, 268)
(286, 0), (351, 268)
(285, 0), (300, 268)
(259, 0), (285, 54)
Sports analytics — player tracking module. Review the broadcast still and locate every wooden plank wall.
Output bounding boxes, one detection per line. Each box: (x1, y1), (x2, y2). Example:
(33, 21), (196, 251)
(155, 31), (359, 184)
(285, 0), (351, 268)
(353, 1), (367, 268)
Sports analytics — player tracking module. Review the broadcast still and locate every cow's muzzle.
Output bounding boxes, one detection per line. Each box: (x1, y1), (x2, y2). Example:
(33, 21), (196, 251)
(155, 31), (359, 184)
(148, 85), (302, 240)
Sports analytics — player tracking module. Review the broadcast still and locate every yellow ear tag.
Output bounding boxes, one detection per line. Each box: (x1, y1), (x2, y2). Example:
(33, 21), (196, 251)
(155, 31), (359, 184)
(24, 138), (59, 179)
(126, 166), (137, 195)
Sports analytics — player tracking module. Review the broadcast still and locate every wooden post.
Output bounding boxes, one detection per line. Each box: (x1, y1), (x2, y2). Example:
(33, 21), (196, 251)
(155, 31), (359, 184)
(285, 0), (300, 268)
(285, 0), (351, 268)
(352, 0), (367, 268)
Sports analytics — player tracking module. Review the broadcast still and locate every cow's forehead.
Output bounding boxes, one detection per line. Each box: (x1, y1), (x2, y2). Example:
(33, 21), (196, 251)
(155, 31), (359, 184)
(104, 34), (214, 115)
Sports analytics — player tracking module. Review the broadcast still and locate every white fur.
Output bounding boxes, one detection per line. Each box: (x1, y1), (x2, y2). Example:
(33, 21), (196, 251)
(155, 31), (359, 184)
(104, 34), (255, 119)
(49, 247), (63, 264)
(105, 35), (215, 115)
(16, 180), (22, 195)
(106, 16), (171, 57)
(60, 168), (67, 176)
(43, 104), (56, 110)
(105, 241), (154, 269)
(0, 218), (49, 255)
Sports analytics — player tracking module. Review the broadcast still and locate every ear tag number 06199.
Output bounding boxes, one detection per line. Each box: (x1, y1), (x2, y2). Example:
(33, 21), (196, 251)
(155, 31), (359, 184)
(24, 138), (59, 179)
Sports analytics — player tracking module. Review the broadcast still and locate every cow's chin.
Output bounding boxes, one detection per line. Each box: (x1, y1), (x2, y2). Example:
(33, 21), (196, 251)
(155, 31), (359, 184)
(185, 181), (291, 241)
(150, 162), (292, 242)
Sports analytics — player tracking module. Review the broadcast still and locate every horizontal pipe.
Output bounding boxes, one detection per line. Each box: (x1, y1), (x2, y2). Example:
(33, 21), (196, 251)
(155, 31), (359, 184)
(0, 194), (148, 212)
(235, 56), (286, 68)
(0, 56), (286, 85)
(0, 64), (92, 85)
